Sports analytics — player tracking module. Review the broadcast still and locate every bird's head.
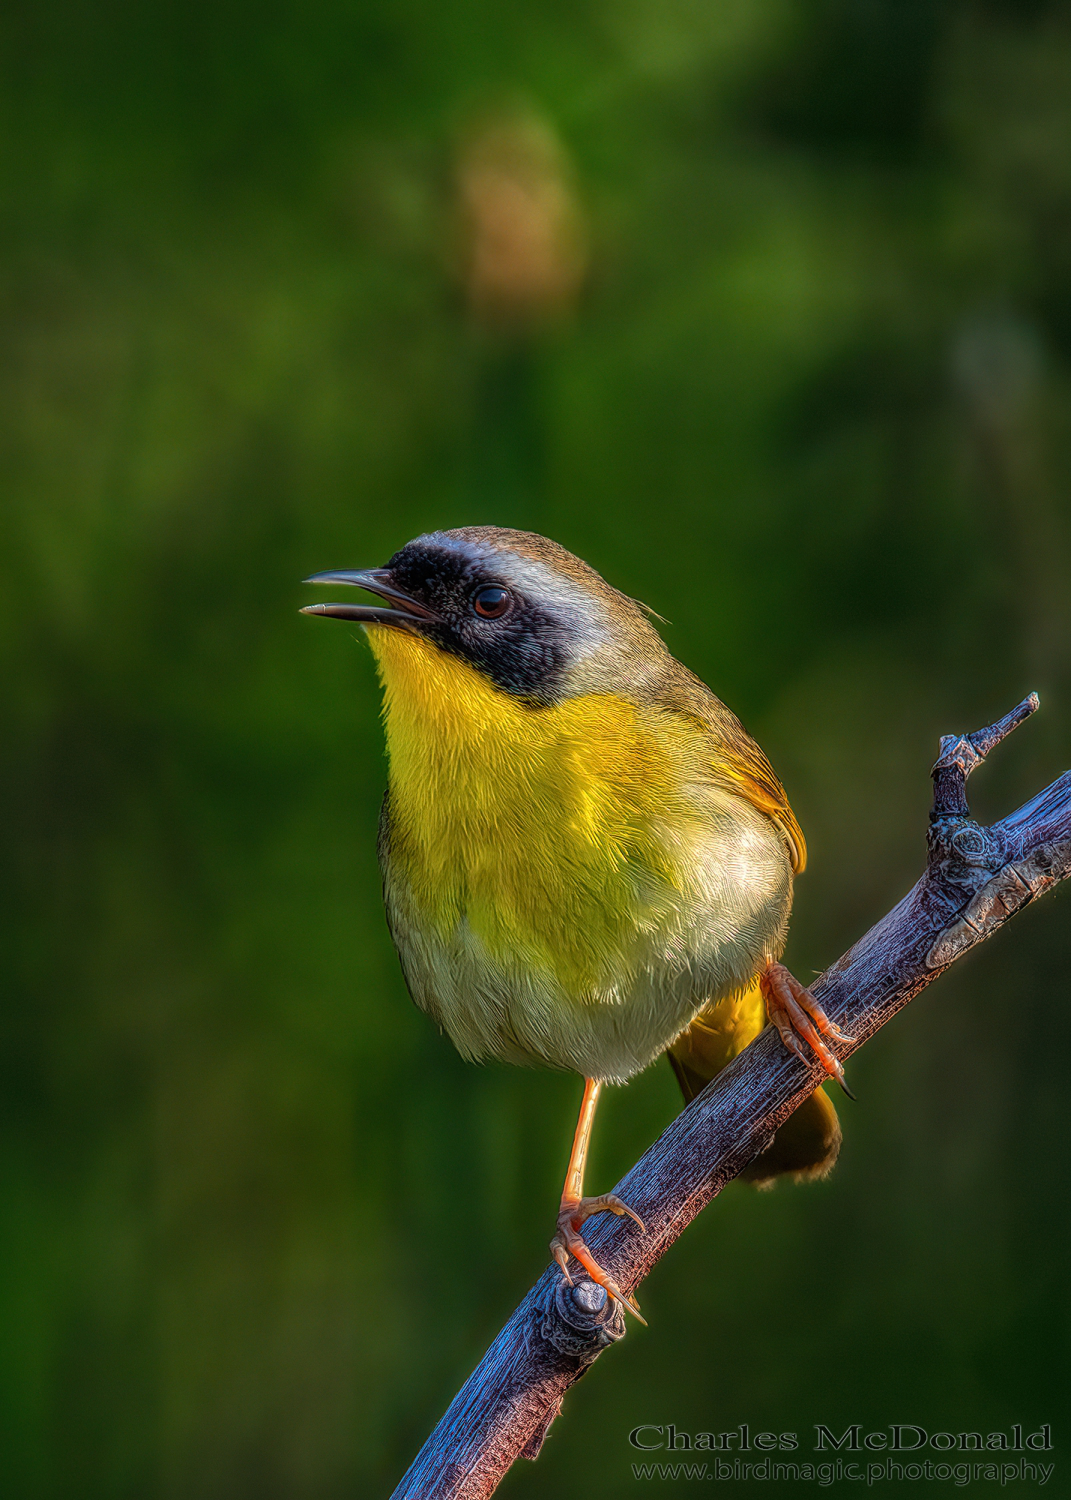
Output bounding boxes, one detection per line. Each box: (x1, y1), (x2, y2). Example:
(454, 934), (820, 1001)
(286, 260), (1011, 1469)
(302, 526), (670, 702)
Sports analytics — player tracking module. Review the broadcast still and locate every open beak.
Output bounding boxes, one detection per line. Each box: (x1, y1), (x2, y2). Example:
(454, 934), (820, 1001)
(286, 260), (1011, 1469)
(300, 569), (440, 627)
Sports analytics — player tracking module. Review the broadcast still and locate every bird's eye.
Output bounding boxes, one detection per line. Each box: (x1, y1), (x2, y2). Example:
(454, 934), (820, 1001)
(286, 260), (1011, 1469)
(472, 585), (512, 620)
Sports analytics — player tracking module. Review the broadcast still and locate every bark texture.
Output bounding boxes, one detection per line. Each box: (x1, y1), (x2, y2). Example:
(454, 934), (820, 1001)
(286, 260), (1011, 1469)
(391, 695), (1069, 1500)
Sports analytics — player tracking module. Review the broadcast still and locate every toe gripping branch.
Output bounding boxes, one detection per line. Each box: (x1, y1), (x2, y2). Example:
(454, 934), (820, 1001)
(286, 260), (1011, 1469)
(535, 698), (1061, 1366)
(391, 695), (1071, 1500)
(925, 693), (1071, 968)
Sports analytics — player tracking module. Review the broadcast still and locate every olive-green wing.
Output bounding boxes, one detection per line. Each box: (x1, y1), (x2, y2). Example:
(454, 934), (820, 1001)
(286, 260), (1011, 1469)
(651, 660), (807, 874)
(706, 729), (807, 874)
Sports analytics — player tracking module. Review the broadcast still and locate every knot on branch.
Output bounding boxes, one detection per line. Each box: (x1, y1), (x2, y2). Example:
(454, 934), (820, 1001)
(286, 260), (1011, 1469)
(926, 838), (1071, 968)
(391, 687), (1071, 1500)
(927, 694), (1038, 884)
(539, 1276), (626, 1361)
(927, 816), (1003, 886)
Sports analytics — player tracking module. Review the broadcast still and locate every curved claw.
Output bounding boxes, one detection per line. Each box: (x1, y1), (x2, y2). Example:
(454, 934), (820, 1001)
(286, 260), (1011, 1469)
(550, 1239), (575, 1287)
(761, 962), (856, 1098)
(550, 1194), (647, 1323)
(575, 1192), (646, 1233)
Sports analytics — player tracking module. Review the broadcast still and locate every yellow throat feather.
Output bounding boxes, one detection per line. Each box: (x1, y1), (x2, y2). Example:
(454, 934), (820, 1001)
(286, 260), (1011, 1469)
(366, 624), (697, 995)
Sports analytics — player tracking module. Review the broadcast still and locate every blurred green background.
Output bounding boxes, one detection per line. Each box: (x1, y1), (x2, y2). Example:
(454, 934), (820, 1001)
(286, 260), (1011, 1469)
(3, 1), (1070, 1495)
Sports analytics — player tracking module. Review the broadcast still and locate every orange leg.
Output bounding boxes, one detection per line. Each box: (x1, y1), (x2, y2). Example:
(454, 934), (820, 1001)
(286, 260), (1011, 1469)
(760, 961), (856, 1098)
(549, 1078), (647, 1323)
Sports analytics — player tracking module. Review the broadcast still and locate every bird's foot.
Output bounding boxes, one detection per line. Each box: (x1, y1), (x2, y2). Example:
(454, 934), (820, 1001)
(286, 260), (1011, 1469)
(550, 1194), (647, 1324)
(760, 961), (856, 1099)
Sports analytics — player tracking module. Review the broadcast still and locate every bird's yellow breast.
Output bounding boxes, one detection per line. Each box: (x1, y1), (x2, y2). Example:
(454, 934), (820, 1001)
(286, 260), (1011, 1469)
(366, 626), (697, 994)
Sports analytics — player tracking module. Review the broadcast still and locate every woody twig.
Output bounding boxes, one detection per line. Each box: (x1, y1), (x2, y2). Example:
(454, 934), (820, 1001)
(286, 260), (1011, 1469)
(391, 694), (1070, 1500)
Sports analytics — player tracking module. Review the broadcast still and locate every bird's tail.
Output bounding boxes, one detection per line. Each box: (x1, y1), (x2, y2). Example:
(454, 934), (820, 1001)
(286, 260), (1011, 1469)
(667, 977), (841, 1187)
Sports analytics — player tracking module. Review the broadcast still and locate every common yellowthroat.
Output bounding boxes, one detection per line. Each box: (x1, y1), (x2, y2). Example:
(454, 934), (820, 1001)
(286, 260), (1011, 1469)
(303, 527), (849, 1319)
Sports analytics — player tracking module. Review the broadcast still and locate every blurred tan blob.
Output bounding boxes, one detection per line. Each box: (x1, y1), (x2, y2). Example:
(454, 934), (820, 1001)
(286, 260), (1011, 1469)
(455, 109), (588, 330)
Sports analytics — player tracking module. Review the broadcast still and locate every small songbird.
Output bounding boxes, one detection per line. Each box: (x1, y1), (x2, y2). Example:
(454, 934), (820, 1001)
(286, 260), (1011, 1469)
(303, 528), (849, 1319)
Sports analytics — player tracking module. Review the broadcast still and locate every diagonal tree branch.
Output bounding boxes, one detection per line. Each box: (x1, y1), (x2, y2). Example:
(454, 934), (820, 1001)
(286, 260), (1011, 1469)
(391, 694), (1071, 1500)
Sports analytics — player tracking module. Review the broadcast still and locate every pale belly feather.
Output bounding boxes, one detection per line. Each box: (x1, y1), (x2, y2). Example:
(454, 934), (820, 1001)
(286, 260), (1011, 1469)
(381, 782), (790, 1083)
(368, 624), (792, 1083)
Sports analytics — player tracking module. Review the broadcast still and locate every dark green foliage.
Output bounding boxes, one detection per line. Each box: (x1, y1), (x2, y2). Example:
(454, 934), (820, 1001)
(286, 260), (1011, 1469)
(1, 2), (1068, 1495)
